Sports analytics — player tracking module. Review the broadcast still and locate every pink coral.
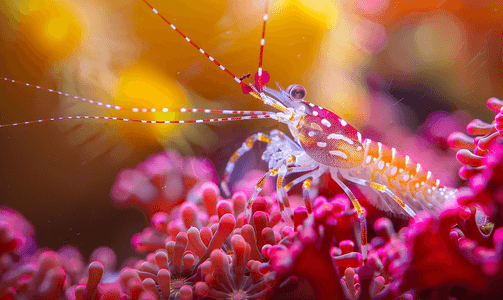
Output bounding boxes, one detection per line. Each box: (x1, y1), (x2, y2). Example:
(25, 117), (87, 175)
(449, 97), (503, 180)
(0, 207), (36, 259)
(131, 181), (285, 254)
(121, 214), (237, 299)
(110, 150), (217, 218)
(194, 239), (274, 299)
(265, 195), (363, 299)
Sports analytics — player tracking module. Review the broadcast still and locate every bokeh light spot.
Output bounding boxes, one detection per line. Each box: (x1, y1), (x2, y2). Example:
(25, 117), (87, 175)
(296, 0), (341, 25)
(413, 14), (465, 68)
(352, 19), (388, 54)
(17, 0), (84, 63)
(114, 64), (190, 144)
(45, 16), (69, 40)
(356, 0), (389, 15)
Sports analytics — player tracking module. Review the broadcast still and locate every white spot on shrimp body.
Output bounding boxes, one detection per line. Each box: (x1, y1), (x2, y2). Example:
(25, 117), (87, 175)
(327, 133), (354, 144)
(357, 146), (362, 151)
(390, 166), (397, 176)
(312, 111), (319, 116)
(309, 103), (315, 107)
(329, 150), (348, 159)
(317, 142), (327, 148)
(308, 131), (315, 137)
(339, 119), (347, 126)
(378, 161), (384, 170)
(321, 119), (331, 127)
(365, 156), (372, 164)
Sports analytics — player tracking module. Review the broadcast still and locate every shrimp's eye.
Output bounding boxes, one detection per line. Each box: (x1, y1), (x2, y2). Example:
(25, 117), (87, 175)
(287, 84), (306, 101)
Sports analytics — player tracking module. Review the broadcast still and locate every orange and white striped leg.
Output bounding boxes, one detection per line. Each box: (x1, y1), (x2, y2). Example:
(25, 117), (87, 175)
(246, 164), (318, 221)
(331, 174), (368, 262)
(221, 132), (272, 196)
(302, 178), (314, 214)
(283, 167), (325, 214)
(245, 169), (275, 219)
(276, 164), (294, 225)
(343, 175), (416, 218)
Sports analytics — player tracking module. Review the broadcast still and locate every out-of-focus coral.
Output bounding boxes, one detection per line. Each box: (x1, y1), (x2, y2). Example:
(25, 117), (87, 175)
(0, 207), (36, 267)
(230, 169), (275, 198)
(110, 150), (217, 218)
(0, 205), (125, 299)
(0, 236), (120, 300)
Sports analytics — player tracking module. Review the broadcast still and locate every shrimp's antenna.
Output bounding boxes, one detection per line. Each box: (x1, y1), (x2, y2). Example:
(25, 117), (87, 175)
(141, 0), (291, 114)
(1, 77), (276, 116)
(256, 0), (270, 93)
(0, 77), (281, 127)
(1, 1), (286, 128)
(141, 0), (258, 95)
(0, 114), (275, 128)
